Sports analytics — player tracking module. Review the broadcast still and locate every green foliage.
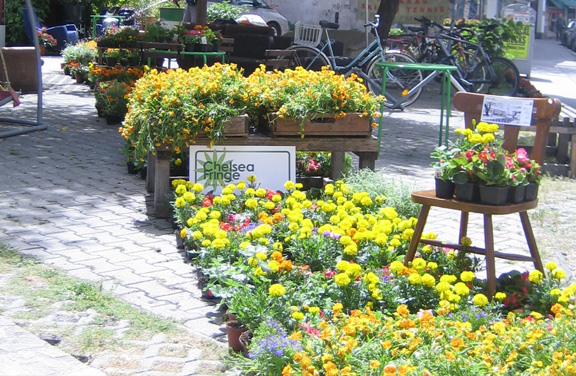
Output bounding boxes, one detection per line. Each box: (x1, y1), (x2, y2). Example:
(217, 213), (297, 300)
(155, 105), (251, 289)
(207, 1), (246, 22)
(453, 18), (526, 58)
(4, 0), (49, 46)
(343, 169), (421, 219)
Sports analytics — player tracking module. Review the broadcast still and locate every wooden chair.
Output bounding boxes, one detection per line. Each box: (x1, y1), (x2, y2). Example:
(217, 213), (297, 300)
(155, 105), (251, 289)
(404, 92), (562, 298)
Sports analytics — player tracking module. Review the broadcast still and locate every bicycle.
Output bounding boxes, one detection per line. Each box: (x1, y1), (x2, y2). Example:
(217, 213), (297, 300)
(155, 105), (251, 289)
(412, 17), (520, 96)
(286, 16), (424, 109)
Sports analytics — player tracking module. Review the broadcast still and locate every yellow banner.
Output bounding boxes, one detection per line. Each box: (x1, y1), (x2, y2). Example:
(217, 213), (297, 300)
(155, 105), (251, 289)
(359, 0), (451, 25)
(504, 25), (531, 59)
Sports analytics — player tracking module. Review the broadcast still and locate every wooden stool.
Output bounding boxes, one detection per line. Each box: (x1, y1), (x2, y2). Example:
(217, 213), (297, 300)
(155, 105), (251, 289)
(404, 92), (561, 298)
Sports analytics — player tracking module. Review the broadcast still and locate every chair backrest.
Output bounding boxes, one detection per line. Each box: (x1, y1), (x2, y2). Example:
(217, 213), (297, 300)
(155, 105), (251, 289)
(22, 7), (41, 45)
(453, 92), (562, 165)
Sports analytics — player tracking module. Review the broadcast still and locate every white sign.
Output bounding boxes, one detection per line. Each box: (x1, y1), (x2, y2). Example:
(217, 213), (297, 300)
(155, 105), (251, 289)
(480, 97), (534, 126)
(189, 145), (296, 194)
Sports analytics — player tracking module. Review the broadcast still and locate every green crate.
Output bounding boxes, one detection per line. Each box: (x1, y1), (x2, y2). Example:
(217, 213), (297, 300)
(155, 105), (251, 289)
(159, 8), (184, 22)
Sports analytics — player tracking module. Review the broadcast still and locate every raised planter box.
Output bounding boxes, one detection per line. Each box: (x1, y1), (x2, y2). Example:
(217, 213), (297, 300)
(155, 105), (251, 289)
(267, 113), (372, 137)
(196, 114), (249, 140)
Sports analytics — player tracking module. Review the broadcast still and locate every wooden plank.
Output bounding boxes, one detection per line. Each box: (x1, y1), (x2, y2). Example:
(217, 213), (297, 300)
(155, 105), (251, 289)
(268, 113), (373, 137)
(557, 118), (572, 163)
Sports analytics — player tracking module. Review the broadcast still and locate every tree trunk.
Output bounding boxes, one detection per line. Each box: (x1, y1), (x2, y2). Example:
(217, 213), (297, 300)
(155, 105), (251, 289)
(376, 0), (400, 40)
(197, 0), (207, 25)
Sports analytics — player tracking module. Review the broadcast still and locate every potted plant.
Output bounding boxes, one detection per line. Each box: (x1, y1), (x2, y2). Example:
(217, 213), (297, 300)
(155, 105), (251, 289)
(474, 145), (513, 205)
(103, 49), (122, 67)
(94, 80), (132, 124)
(37, 27), (57, 55)
(245, 66), (383, 136)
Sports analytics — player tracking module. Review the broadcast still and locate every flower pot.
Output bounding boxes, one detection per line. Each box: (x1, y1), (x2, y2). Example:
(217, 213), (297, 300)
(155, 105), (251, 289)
(239, 329), (252, 358)
(454, 182), (479, 202)
(127, 161), (138, 175)
(105, 114), (124, 125)
(435, 178), (455, 199)
(139, 166), (147, 180)
(226, 320), (248, 352)
(195, 43), (210, 52)
(507, 185), (526, 204)
(75, 74), (85, 84)
(479, 185), (509, 206)
(106, 57), (118, 67)
(184, 43), (195, 52)
(39, 44), (46, 56)
(525, 182), (539, 201)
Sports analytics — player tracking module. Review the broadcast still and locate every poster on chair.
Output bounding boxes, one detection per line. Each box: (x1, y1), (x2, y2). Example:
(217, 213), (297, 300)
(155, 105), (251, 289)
(480, 97), (534, 126)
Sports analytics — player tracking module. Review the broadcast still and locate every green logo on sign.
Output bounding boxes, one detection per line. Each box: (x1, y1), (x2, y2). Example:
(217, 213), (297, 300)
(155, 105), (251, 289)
(195, 151), (255, 191)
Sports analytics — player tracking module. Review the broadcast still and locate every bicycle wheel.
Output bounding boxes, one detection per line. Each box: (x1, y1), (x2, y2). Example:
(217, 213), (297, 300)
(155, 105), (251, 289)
(365, 52), (424, 109)
(470, 57), (520, 96)
(286, 45), (331, 71)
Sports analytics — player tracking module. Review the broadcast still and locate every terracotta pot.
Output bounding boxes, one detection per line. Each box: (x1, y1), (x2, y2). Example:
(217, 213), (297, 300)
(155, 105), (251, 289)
(39, 44), (46, 56)
(239, 329), (252, 358)
(226, 321), (248, 352)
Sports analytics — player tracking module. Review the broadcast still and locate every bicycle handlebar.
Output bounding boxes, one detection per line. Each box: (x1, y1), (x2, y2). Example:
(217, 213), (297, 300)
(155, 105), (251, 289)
(363, 14), (380, 29)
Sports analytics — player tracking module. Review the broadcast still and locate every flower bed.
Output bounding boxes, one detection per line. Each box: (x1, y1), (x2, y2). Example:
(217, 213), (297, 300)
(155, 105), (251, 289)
(170, 175), (576, 374)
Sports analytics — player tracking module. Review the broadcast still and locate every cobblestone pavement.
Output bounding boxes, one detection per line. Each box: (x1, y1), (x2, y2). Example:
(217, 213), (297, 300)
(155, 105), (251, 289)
(0, 38), (575, 375)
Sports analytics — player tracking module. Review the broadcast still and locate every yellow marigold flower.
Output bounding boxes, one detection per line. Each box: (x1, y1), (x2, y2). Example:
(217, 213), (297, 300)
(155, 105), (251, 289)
(550, 288), (561, 296)
(396, 304), (410, 318)
(545, 261), (558, 271)
(255, 252), (267, 261)
(284, 180), (295, 190)
(468, 133), (483, 144)
(179, 228), (187, 239)
(529, 270), (543, 284)
(481, 133), (495, 144)
(237, 181), (246, 190)
(408, 273), (422, 285)
(460, 271), (475, 282)
(175, 184), (187, 196)
(453, 282), (470, 296)
(183, 192), (195, 202)
(335, 273), (351, 286)
(472, 293), (488, 307)
(412, 257), (426, 271)
(531, 311), (543, 320)
(552, 269), (566, 280)
(427, 261), (438, 270)
(343, 244), (358, 256)
(247, 174), (257, 182)
(292, 311), (304, 321)
(435, 281), (451, 293)
(460, 236), (472, 246)
(245, 198), (258, 209)
(494, 292), (506, 301)
(268, 283), (286, 297)
(201, 239), (211, 247)
(390, 260), (405, 274)
(174, 197), (186, 208)
(440, 274), (457, 284)
(421, 273), (436, 288)
(192, 183), (203, 192)
(336, 260), (349, 271)
(308, 306), (320, 315)
(268, 260), (280, 273)
(332, 303), (343, 313)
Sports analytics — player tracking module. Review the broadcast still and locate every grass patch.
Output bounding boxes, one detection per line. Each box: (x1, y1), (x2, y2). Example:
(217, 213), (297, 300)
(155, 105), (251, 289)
(0, 244), (181, 353)
(343, 168), (421, 218)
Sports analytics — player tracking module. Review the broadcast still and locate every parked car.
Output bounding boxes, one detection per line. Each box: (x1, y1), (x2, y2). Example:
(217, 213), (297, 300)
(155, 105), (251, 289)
(567, 21), (576, 51)
(208, 0), (290, 36)
(560, 19), (575, 47)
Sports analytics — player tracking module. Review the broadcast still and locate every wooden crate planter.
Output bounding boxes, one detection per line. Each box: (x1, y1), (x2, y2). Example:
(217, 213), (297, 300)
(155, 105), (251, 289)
(196, 114), (249, 140)
(267, 113), (372, 137)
